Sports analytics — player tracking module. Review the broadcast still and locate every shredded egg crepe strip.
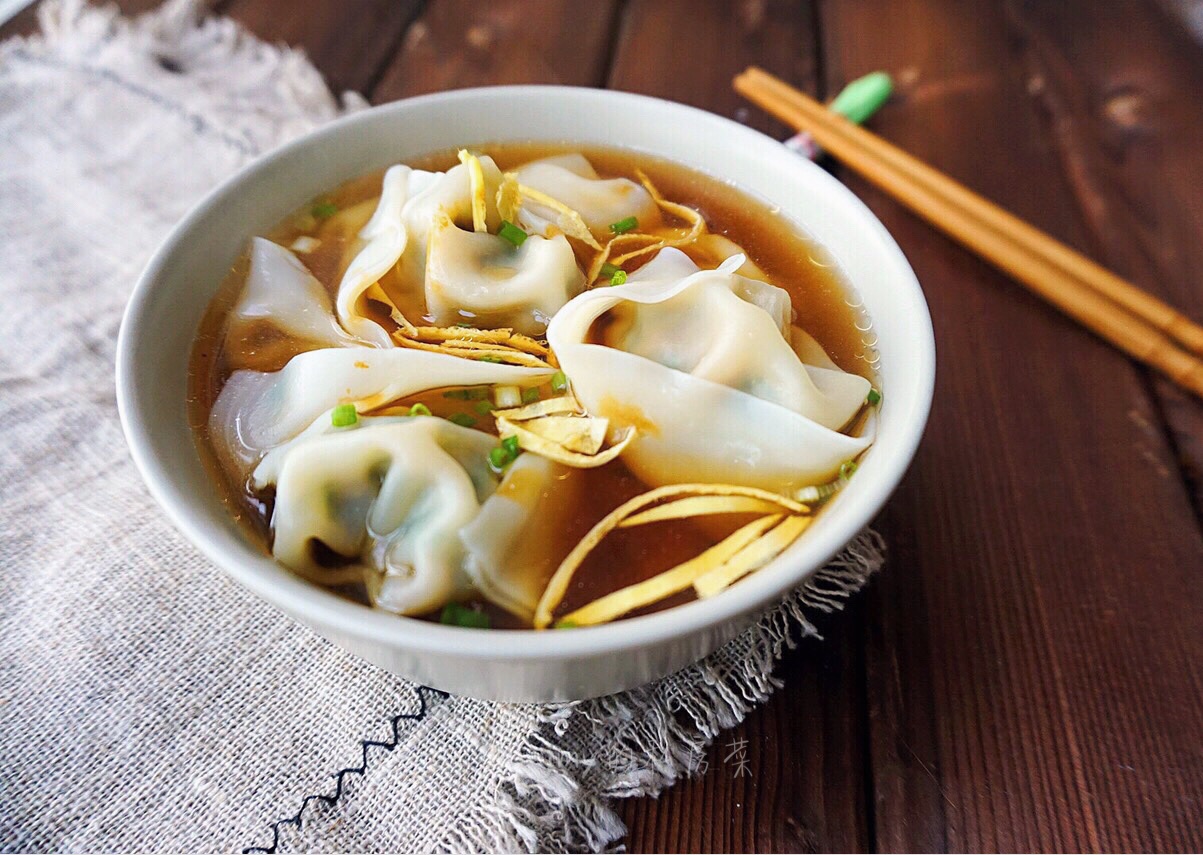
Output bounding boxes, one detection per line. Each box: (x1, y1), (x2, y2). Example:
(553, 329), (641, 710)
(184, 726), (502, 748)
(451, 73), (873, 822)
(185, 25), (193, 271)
(389, 306), (417, 334)
(586, 171), (708, 283)
(517, 414), (609, 454)
(390, 323), (555, 368)
(496, 173), (522, 223)
(494, 416), (636, 469)
(457, 149), (489, 233)
(392, 334), (552, 368)
(619, 495), (795, 527)
(533, 483), (812, 629)
(493, 388), (631, 465)
(402, 325), (551, 358)
(693, 514), (813, 598)
(493, 396), (584, 420)
(556, 515), (783, 627)
(517, 183), (603, 249)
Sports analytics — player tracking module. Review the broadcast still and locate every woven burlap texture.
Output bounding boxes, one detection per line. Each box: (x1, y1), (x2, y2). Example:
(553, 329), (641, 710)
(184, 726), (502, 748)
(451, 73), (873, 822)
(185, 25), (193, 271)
(0, 2), (885, 851)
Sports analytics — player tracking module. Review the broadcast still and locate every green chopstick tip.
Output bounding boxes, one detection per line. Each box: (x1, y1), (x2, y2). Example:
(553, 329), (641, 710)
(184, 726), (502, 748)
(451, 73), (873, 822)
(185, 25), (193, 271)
(829, 71), (893, 125)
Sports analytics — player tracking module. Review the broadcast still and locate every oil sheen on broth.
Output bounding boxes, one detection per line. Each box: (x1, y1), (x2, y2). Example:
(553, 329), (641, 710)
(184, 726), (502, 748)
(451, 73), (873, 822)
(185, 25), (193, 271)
(189, 143), (873, 628)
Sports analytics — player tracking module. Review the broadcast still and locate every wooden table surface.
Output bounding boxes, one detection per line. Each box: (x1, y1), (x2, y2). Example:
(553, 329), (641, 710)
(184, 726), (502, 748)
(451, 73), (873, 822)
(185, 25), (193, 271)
(8, 0), (1202, 850)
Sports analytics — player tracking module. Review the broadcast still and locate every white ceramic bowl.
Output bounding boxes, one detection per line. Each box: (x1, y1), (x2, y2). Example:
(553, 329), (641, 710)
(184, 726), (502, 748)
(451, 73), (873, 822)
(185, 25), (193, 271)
(117, 86), (934, 702)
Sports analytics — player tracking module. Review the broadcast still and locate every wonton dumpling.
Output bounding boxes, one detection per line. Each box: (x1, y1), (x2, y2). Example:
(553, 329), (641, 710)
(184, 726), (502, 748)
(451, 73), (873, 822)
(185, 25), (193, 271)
(424, 214), (585, 334)
(609, 250), (846, 418)
(230, 238), (353, 349)
(336, 157), (506, 341)
(335, 164), (440, 346)
(459, 454), (579, 620)
(404, 155), (505, 247)
(210, 346), (553, 474)
(514, 153), (661, 242)
(253, 415), (498, 615)
(546, 249), (871, 492)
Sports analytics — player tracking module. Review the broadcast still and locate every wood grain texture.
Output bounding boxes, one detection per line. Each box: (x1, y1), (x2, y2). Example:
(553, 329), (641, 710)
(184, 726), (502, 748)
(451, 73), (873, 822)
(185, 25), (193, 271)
(820, 0), (1203, 850)
(2, 0), (49, 36)
(607, 0), (819, 138)
(5, 1), (1202, 851)
(618, 606), (872, 853)
(370, 0), (621, 102)
(1001, 0), (1203, 518)
(218, 0), (424, 95)
(605, 3), (872, 852)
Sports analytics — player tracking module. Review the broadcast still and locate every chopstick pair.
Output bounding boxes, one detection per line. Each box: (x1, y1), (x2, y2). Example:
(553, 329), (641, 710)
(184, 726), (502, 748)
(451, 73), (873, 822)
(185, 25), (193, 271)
(734, 67), (1203, 399)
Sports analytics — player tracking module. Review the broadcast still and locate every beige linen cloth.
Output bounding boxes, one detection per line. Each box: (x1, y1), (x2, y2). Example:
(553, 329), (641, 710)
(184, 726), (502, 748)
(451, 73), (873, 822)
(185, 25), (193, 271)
(0, 1), (885, 851)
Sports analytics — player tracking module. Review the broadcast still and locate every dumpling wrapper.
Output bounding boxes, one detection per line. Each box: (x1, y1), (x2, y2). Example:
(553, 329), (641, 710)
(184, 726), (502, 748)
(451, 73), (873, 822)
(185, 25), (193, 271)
(253, 415), (497, 616)
(546, 248), (871, 492)
(336, 165), (433, 345)
(230, 238), (354, 349)
(459, 453), (580, 621)
(404, 154), (505, 249)
(334, 157), (505, 343)
(424, 214), (585, 334)
(211, 346), (553, 474)
(514, 153), (661, 243)
(610, 250), (860, 420)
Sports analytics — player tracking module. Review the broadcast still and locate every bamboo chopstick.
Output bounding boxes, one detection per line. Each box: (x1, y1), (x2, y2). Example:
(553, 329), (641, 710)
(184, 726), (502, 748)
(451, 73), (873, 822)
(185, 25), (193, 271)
(734, 66), (1203, 399)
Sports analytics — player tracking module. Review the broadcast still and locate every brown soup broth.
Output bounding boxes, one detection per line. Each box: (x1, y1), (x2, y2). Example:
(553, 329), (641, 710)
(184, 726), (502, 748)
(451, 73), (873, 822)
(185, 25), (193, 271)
(188, 143), (871, 627)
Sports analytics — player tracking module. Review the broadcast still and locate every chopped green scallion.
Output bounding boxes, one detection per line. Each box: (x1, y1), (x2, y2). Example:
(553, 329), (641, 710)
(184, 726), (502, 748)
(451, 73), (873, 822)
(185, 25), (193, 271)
(455, 321), (472, 328)
(488, 446), (512, 470)
(554, 618), (578, 629)
(867, 388), (882, 406)
(609, 269), (628, 286)
(498, 220), (528, 248)
(550, 370), (568, 393)
(600, 262), (621, 279)
(521, 386), (541, 404)
(473, 399), (495, 415)
(609, 216), (638, 234)
(409, 402), (432, 417)
(449, 413), (477, 428)
(440, 603), (490, 629)
(479, 356), (502, 363)
(331, 404), (358, 427)
(840, 460), (858, 480)
(311, 201), (339, 219)
(501, 435), (520, 457)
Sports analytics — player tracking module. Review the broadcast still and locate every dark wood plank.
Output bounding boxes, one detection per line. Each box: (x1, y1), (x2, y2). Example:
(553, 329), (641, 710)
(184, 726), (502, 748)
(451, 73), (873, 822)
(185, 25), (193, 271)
(218, 0), (423, 96)
(1001, 0), (1203, 518)
(1, 1), (45, 37)
(605, 0), (819, 139)
(370, 0), (621, 103)
(621, 605), (872, 854)
(606, 2), (872, 852)
(12, 1), (1200, 851)
(818, 0), (1203, 850)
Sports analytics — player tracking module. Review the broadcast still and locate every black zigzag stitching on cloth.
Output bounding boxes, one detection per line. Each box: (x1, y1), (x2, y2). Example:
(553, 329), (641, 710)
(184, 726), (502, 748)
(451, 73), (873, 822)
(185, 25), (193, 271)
(243, 686), (450, 854)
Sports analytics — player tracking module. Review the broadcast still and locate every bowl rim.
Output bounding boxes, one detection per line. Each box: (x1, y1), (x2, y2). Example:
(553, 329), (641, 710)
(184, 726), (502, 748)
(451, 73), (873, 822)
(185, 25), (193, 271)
(117, 84), (935, 661)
